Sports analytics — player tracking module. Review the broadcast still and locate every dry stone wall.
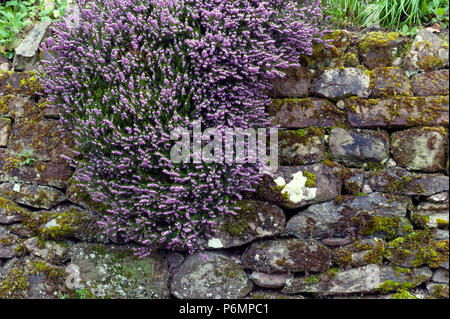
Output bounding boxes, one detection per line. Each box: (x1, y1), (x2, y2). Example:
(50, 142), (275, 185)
(0, 27), (449, 299)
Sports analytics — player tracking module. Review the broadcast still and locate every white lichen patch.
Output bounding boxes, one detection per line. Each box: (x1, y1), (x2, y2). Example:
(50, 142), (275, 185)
(207, 238), (223, 249)
(274, 171), (317, 203)
(274, 176), (286, 187)
(13, 184), (21, 192)
(44, 219), (60, 229)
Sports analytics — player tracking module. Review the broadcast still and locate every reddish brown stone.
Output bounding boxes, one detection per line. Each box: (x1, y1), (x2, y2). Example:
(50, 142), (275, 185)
(269, 67), (311, 98)
(0, 95), (36, 119)
(0, 70), (43, 96)
(357, 32), (408, 69)
(371, 67), (412, 98)
(8, 117), (72, 163)
(269, 98), (347, 128)
(0, 153), (73, 188)
(242, 239), (331, 274)
(411, 69), (449, 96)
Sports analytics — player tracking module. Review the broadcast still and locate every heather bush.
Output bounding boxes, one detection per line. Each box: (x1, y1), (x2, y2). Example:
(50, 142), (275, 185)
(39, 0), (327, 255)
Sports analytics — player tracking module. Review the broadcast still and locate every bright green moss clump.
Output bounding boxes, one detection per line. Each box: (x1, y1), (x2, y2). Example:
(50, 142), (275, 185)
(302, 171), (316, 188)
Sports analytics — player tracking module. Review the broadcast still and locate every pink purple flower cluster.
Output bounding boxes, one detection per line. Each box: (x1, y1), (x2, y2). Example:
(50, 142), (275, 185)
(39, 0), (327, 256)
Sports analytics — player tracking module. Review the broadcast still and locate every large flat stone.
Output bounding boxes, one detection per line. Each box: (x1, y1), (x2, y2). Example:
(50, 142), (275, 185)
(278, 128), (326, 165)
(204, 200), (285, 249)
(404, 29), (449, 72)
(411, 69), (449, 96)
(268, 98), (346, 128)
(241, 239), (331, 274)
(282, 265), (432, 295)
(269, 67), (311, 98)
(0, 256), (69, 298)
(370, 67), (412, 98)
(8, 117), (72, 163)
(256, 164), (342, 209)
(0, 196), (26, 225)
(366, 168), (449, 196)
(68, 243), (169, 299)
(285, 192), (410, 240)
(13, 21), (51, 71)
(0, 149), (73, 188)
(171, 252), (252, 299)
(391, 127), (447, 172)
(346, 96), (449, 128)
(329, 128), (390, 167)
(357, 32), (408, 69)
(411, 200), (449, 229)
(0, 182), (66, 209)
(312, 67), (371, 99)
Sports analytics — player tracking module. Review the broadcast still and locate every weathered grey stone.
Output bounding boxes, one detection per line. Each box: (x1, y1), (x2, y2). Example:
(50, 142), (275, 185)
(24, 237), (68, 264)
(0, 183), (65, 209)
(346, 96), (449, 128)
(247, 290), (306, 299)
(362, 184), (373, 194)
(268, 98), (346, 128)
(332, 238), (385, 268)
(0, 196), (25, 225)
(312, 68), (371, 99)
(13, 21), (51, 71)
(366, 168), (449, 196)
(427, 192), (449, 203)
(386, 158), (398, 168)
(371, 67), (412, 98)
(269, 67), (311, 98)
(171, 252), (252, 299)
(411, 69), (449, 96)
(0, 118), (11, 147)
(68, 243), (169, 299)
(358, 32), (408, 69)
(432, 268), (449, 284)
(391, 127), (447, 173)
(300, 30), (358, 69)
(343, 168), (364, 195)
(404, 29), (449, 72)
(329, 128), (390, 167)
(166, 252), (185, 274)
(30, 205), (109, 243)
(285, 192), (410, 240)
(0, 56), (10, 71)
(0, 256), (69, 299)
(241, 239), (331, 274)
(282, 265), (432, 295)
(205, 200), (285, 249)
(249, 272), (293, 289)
(256, 164), (342, 209)
(432, 229), (449, 241)
(411, 200), (449, 229)
(426, 282), (449, 298)
(0, 226), (21, 259)
(279, 128), (326, 165)
(321, 237), (353, 247)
